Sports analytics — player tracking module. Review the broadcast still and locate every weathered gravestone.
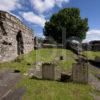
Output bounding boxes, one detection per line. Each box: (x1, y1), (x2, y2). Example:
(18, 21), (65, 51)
(72, 61), (88, 84)
(42, 62), (60, 80)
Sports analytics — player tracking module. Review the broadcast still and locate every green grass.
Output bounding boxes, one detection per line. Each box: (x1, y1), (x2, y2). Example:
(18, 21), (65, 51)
(56, 49), (76, 70)
(82, 51), (100, 76)
(0, 50), (36, 73)
(0, 48), (94, 100)
(82, 51), (100, 60)
(16, 77), (93, 100)
(0, 48), (76, 73)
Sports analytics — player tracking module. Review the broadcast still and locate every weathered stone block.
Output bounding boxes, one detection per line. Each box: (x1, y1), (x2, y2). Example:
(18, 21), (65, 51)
(72, 62), (88, 84)
(42, 63), (55, 80)
(42, 62), (61, 80)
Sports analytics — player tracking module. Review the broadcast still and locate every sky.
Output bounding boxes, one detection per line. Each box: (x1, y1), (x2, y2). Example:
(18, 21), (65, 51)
(0, 0), (100, 42)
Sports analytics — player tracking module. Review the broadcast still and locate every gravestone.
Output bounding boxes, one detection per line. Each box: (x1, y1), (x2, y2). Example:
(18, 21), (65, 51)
(72, 62), (88, 84)
(42, 62), (60, 80)
(42, 63), (55, 80)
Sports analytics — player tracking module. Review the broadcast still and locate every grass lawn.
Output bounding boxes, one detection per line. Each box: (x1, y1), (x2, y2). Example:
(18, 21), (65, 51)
(0, 48), (76, 73)
(82, 51), (100, 75)
(0, 48), (94, 100)
(16, 77), (93, 100)
(82, 51), (100, 60)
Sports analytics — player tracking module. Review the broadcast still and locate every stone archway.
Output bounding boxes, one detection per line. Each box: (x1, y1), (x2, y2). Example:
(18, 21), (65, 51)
(16, 30), (24, 55)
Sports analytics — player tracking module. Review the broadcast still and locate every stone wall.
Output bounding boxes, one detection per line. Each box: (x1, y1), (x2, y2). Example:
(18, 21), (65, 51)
(0, 11), (34, 62)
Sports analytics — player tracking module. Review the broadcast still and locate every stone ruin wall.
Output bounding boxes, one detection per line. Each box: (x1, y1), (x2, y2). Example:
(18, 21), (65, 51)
(0, 11), (34, 62)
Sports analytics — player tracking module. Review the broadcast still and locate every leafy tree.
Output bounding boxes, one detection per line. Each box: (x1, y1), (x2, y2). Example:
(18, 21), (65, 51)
(44, 8), (89, 43)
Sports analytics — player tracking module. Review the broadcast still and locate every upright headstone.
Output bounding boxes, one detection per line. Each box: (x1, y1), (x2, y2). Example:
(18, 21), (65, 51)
(72, 62), (88, 84)
(42, 63), (55, 80)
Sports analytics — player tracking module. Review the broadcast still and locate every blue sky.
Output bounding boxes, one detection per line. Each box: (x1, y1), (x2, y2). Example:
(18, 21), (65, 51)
(0, 0), (100, 42)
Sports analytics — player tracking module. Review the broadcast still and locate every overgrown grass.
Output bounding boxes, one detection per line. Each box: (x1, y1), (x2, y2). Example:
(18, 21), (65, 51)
(56, 49), (76, 70)
(0, 48), (76, 73)
(0, 48), (94, 100)
(0, 50), (36, 73)
(82, 51), (100, 60)
(82, 51), (100, 76)
(16, 77), (93, 100)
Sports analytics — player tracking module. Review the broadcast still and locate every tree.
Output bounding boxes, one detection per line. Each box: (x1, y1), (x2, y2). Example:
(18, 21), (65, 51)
(43, 8), (89, 43)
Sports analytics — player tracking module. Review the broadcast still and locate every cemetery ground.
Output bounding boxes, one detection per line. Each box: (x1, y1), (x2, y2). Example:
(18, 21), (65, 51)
(0, 48), (100, 100)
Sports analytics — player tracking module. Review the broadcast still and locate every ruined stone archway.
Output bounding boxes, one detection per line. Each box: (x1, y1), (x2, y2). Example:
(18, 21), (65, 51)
(16, 30), (24, 55)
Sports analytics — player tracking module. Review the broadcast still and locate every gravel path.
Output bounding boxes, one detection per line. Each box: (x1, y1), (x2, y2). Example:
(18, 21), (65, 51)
(2, 87), (26, 100)
(0, 69), (23, 100)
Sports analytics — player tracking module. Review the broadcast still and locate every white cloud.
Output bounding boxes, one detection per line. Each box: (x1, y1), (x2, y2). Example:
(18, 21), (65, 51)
(30, 0), (70, 13)
(87, 30), (100, 35)
(0, 0), (21, 11)
(22, 12), (46, 27)
(83, 30), (100, 42)
(56, 0), (70, 7)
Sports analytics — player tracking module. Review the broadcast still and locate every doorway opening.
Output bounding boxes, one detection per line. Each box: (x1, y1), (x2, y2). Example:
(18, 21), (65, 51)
(16, 30), (24, 55)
